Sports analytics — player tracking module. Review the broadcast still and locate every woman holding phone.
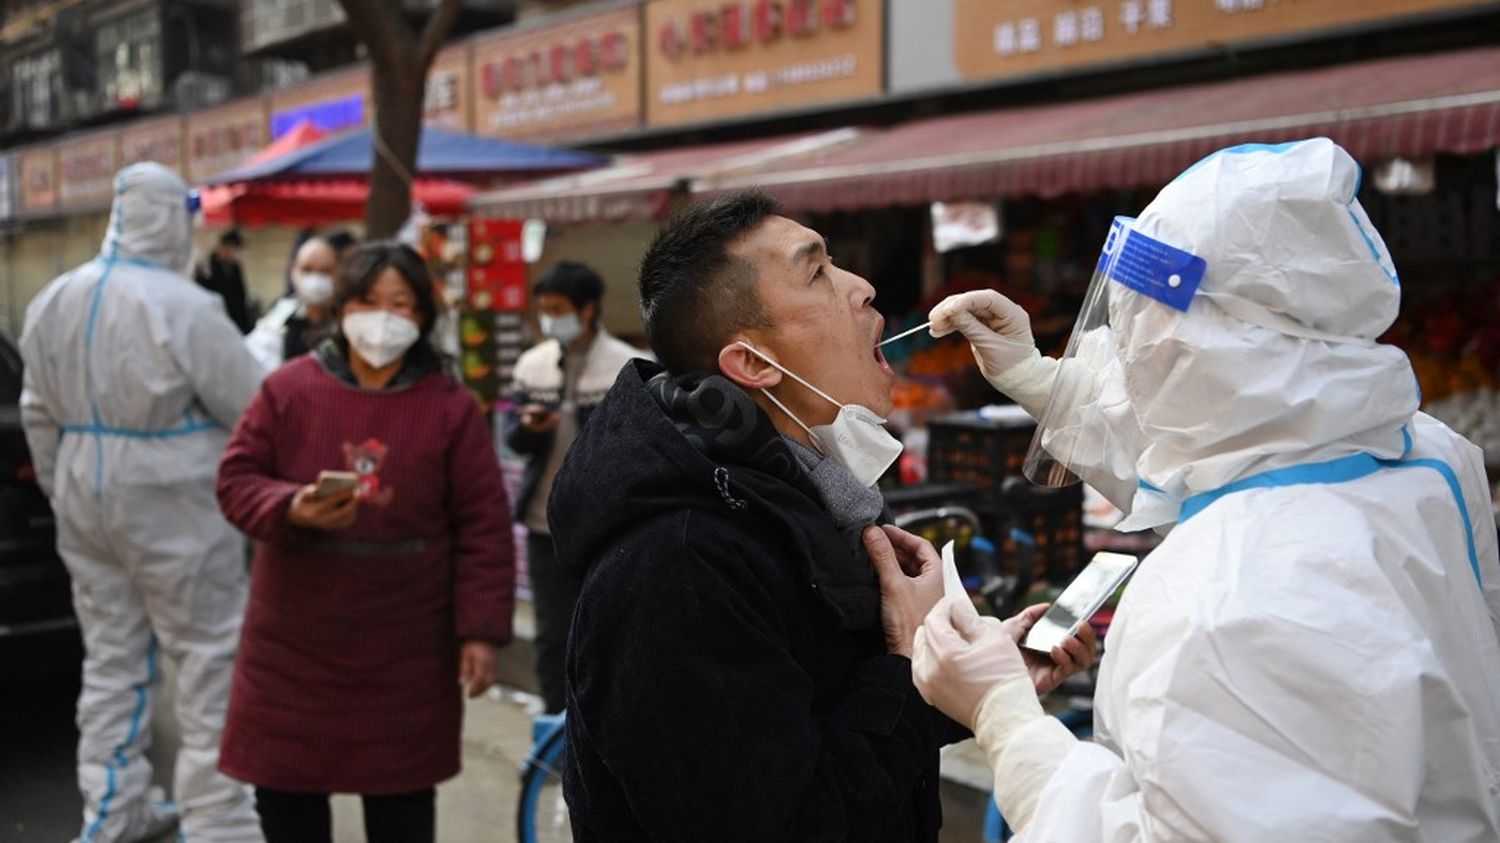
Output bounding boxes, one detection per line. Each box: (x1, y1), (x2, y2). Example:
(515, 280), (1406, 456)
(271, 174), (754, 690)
(216, 242), (515, 843)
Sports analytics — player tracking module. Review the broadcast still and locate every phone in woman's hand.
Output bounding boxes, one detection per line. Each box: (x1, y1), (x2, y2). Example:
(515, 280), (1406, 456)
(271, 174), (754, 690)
(313, 470), (359, 499)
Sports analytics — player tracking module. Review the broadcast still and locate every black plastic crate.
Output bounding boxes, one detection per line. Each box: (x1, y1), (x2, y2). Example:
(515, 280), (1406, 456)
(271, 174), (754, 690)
(986, 483), (1086, 585)
(926, 409), (1037, 495)
(884, 482), (984, 518)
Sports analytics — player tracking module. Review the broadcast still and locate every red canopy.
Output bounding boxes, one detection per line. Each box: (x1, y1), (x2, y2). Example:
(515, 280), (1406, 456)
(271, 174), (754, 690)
(240, 120), (327, 167)
(199, 119), (476, 226)
(201, 178), (476, 227)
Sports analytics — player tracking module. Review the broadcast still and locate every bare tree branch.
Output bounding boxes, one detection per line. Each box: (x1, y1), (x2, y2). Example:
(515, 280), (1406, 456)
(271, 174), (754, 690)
(416, 0), (465, 66)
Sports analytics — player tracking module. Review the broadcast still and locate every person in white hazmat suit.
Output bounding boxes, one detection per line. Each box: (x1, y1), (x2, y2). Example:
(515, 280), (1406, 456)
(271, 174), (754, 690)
(20, 163), (266, 843)
(910, 138), (1500, 841)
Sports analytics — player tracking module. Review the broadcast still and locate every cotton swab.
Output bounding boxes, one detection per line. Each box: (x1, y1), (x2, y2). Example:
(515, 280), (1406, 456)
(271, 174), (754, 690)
(878, 321), (932, 347)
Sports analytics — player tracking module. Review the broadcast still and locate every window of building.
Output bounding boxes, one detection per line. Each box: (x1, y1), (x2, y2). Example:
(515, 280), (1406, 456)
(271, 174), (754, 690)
(11, 49), (62, 129)
(96, 9), (163, 110)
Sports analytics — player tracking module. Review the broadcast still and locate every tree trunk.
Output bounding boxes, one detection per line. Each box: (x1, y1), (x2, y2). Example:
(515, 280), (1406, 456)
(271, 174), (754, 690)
(334, 0), (462, 238)
(365, 61), (427, 239)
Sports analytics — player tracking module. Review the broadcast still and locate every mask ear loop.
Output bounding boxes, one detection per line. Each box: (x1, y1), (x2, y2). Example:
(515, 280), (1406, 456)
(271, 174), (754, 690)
(734, 341), (845, 409)
(735, 341), (837, 455)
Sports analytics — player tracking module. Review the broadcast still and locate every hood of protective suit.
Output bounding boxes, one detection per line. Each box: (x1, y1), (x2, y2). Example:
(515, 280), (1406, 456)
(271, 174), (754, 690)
(102, 162), (194, 273)
(1110, 138), (1420, 514)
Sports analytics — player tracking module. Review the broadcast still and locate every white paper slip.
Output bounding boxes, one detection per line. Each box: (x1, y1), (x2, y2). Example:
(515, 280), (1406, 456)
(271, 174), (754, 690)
(940, 541), (980, 621)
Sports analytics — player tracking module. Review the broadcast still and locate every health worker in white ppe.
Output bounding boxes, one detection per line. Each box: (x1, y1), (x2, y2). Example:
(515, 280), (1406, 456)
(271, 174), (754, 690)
(913, 137), (1500, 841)
(244, 235), (340, 370)
(20, 162), (266, 843)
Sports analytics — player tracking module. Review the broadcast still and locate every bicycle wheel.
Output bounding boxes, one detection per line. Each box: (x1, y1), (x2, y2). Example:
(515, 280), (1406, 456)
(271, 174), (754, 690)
(517, 725), (570, 843)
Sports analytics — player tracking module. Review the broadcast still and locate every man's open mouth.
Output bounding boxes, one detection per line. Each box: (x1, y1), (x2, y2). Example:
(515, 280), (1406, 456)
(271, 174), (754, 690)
(873, 320), (894, 374)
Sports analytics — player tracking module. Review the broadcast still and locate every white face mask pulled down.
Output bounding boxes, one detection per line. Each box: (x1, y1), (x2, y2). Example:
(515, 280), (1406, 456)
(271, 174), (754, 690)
(343, 310), (420, 369)
(737, 342), (903, 488)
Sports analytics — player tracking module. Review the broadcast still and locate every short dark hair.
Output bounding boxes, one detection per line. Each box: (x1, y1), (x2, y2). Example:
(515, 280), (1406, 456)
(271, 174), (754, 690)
(219, 230), (243, 247)
(639, 191), (779, 374)
(534, 261), (605, 319)
(334, 241), (440, 349)
(326, 230), (357, 253)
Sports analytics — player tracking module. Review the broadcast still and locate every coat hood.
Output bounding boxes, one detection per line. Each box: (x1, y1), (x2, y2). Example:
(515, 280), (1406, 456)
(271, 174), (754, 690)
(102, 163), (194, 273)
(1107, 139), (1420, 518)
(547, 360), (882, 630)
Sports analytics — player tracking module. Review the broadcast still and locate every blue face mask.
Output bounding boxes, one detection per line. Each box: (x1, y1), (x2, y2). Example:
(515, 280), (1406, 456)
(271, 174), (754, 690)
(541, 313), (583, 345)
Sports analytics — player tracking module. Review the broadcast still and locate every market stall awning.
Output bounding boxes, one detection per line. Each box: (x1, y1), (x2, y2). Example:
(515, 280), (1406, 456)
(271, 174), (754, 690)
(467, 128), (862, 223)
(201, 178), (474, 227)
(205, 126), (604, 185)
(701, 45), (1500, 212)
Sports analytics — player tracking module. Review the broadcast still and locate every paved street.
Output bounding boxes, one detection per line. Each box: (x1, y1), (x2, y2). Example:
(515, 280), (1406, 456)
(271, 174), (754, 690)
(1, 630), (990, 842)
(1, 665), (540, 843)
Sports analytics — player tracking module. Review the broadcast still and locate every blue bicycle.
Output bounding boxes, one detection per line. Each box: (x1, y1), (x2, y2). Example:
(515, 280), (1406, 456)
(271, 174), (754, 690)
(517, 711), (569, 843)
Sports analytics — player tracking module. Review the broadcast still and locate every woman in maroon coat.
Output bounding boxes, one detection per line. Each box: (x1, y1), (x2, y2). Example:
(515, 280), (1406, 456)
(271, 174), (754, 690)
(216, 242), (514, 843)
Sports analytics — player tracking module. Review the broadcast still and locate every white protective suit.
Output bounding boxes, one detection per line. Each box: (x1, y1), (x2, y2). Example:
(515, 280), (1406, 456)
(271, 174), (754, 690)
(977, 140), (1500, 841)
(19, 163), (266, 843)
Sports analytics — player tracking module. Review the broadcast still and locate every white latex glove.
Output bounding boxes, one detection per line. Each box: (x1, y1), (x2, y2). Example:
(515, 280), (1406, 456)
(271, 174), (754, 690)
(912, 596), (1039, 730)
(929, 291), (1058, 417)
(915, 597), (1085, 833)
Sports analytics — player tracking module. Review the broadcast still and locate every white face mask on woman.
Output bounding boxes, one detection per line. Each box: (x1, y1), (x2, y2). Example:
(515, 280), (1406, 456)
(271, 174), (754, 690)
(737, 342), (903, 488)
(293, 271), (335, 306)
(342, 310), (420, 369)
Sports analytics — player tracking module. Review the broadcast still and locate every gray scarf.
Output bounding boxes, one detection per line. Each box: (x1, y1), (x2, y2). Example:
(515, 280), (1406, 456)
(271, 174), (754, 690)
(782, 437), (886, 555)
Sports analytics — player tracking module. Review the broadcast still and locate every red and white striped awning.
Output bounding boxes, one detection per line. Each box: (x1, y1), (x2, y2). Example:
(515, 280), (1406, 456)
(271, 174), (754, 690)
(467, 128), (862, 223)
(700, 45), (1500, 212)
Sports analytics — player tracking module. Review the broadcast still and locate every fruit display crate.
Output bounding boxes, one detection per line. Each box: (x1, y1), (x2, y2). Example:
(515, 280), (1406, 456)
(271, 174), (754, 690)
(925, 409), (1086, 583)
(926, 408), (1037, 501)
(987, 484), (1087, 585)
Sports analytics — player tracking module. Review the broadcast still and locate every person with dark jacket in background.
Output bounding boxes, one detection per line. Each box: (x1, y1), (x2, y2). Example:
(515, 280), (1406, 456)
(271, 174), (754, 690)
(503, 261), (645, 713)
(548, 192), (1094, 841)
(196, 229), (253, 333)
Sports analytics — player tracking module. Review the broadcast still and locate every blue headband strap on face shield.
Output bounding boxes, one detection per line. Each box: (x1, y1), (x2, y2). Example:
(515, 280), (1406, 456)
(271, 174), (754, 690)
(185, 190), (201, 214)
(1100, 217), (1206, 313)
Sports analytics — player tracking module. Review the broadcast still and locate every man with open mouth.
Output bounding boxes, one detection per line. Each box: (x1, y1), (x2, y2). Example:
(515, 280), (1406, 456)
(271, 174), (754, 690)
(546, 190), (1093, 842)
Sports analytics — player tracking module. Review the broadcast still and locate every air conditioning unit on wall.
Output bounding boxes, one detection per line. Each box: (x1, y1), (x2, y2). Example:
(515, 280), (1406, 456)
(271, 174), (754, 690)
(173, 71), (231, 111)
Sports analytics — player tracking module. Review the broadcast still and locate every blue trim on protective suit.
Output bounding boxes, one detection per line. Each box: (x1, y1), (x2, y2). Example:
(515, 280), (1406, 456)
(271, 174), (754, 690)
(84, 255), (114, 495)
(1171, 140), (1399, 286)
(1179, 453), (1382, 522)
(1175, 141), (1305, 181)
(1346, 207), (1399, 286)
(77, 248), (212, 491)
(82, 637), (157, 843)
(1383, 458), (1481, 588)
(1180, 452), (1481, 588)
(62, 419), (220, 439)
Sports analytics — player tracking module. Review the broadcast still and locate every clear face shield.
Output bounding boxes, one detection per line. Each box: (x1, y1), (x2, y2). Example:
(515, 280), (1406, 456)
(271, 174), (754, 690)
(1022, 217), (1206, 488)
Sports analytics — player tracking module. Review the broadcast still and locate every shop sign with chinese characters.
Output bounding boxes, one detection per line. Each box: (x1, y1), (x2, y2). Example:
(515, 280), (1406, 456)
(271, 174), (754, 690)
(57, 131), (122, 212)
(472, 6), (641, 142)
(120, 116), (185, 171)
(186, 98), (269, 183)
(17, 146), (58, 217)
(645, 0), (884, 128)
(954, 0), (1495, 82)
(424, 46), (471, 131)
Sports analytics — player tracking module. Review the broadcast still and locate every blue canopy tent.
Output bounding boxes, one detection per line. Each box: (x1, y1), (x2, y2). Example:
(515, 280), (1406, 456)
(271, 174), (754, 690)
(205, 126), (604, 185)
